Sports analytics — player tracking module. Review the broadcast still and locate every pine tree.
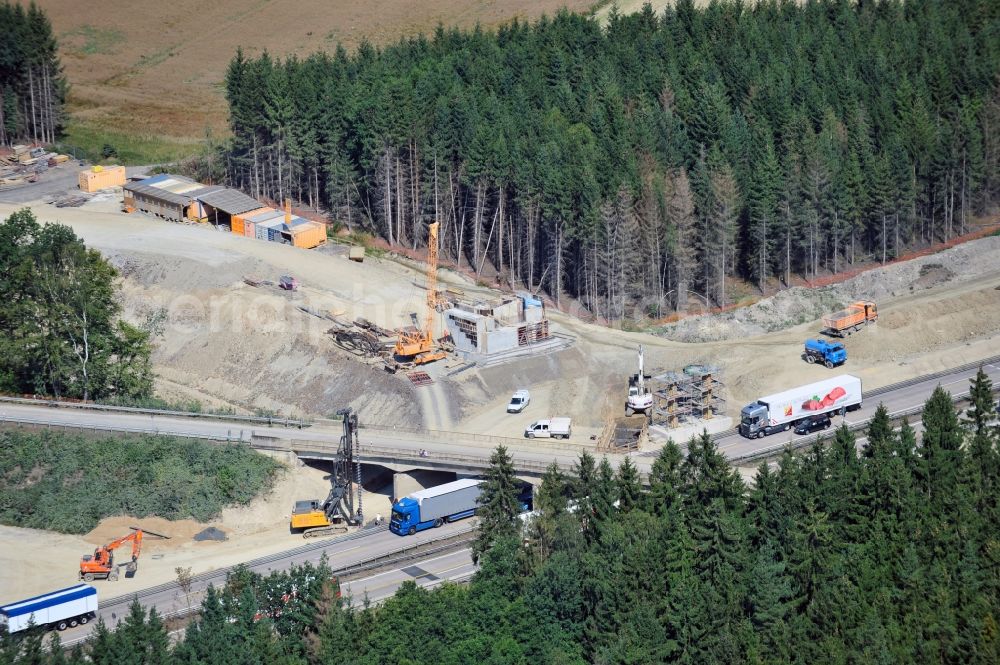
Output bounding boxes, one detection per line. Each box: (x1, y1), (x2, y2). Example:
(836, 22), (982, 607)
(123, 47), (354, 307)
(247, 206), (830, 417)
(473, 445), (523, 562)
(615, 456), (642, 513)
(648, 439), (683, 515)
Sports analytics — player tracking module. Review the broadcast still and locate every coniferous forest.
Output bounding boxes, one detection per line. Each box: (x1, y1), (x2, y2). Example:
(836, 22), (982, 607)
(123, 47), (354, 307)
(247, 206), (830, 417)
(221, 0), (1000, 317)
(3, 373), (997, 664)
(0, 1), (65, 146)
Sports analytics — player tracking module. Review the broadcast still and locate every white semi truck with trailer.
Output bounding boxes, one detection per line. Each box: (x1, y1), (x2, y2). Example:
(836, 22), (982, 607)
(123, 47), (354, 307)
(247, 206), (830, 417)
(0, 584), (98, 633)
(739, 374), (862, 438)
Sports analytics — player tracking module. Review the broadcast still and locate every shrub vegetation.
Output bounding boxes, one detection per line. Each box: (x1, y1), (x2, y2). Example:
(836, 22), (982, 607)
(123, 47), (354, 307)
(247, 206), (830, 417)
(0, 430), (281, 534)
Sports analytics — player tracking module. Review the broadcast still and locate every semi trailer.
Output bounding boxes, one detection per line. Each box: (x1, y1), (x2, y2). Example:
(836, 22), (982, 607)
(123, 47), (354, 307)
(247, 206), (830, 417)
(390, 479), (533, 536)
(739, 374), (862, 438)
(390, 478), (483, 536)
(0, 584), (98, 633)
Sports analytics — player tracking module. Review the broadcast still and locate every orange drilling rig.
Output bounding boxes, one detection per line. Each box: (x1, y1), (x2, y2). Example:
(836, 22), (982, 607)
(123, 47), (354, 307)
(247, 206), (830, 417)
(393, 221), (451, 367)
(79, 528), (145, 582)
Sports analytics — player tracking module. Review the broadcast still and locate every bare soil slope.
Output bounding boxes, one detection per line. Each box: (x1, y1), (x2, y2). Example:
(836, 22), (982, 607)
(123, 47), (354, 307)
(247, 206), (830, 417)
(3, 200), (999, 435)
(37, 0), (594, 138)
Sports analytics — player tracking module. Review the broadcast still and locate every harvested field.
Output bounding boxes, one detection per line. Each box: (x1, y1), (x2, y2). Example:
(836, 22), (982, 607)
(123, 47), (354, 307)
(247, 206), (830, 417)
(37, 0), (595, 140)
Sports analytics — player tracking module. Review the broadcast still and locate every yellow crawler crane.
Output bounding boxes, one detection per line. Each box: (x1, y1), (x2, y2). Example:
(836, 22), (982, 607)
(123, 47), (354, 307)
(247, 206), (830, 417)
(393, 221), (448, 366)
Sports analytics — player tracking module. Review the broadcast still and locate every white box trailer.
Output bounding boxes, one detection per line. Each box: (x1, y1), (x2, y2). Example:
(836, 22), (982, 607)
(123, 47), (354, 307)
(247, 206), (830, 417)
(390, 478), (482, 535)
(0, 584), (98, 633)
(740, 374), (862, 438)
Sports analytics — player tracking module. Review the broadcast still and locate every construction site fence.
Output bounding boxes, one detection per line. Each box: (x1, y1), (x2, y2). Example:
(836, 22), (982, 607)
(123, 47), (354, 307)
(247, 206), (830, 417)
(646, 221), (1000, 326)
(0, 414), (592, 474)
(0, 414), (254, 444)
(0, 395), (311, 429)
(344, 420), (584, 453)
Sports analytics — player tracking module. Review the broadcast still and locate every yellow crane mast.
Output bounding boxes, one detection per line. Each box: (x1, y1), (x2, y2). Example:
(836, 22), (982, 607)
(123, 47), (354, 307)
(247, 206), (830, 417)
(393, 222), (447, 366)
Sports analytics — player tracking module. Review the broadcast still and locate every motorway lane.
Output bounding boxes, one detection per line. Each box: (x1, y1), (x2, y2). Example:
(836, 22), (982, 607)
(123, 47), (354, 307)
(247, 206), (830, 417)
(341, 548), (476, 606)
(714, 359), (1000, 461)
(2, 356), (998, 473)
(56, 522), (473, 646)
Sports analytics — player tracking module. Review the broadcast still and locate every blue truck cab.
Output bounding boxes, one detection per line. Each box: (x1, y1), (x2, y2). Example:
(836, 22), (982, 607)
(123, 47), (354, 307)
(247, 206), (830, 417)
(803, 338), (847, 368)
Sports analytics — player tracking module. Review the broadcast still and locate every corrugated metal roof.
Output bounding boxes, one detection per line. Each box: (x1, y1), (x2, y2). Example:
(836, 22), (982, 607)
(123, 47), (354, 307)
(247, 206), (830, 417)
(123, 180), (192, 206)
(197, 188), (263, 215)
(187, 185), (225, 199)
(247, 209), (284, 223)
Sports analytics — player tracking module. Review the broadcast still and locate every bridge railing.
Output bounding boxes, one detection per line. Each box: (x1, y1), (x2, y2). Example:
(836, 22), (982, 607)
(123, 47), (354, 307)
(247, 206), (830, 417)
(0, 395), (310, 428)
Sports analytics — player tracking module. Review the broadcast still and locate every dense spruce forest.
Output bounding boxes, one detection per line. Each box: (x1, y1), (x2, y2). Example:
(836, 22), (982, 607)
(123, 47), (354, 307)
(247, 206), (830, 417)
(221, 0), (1000, 316)
(4, 372), (997, 664)
(0, 1), (65, 145)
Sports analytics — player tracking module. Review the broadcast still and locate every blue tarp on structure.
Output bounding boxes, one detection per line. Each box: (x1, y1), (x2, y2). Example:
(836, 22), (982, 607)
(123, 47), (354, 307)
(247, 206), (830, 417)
(519, 293), (543, 308)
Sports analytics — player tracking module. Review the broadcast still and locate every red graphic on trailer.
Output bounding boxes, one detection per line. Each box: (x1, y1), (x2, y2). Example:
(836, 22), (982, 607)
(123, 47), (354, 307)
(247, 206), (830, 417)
(802, 386), (847, 411)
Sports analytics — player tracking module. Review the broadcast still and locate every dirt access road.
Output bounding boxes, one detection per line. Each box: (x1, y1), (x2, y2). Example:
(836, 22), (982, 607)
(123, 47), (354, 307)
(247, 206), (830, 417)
(3, 199), (999, 440)
(2, 197), (998, 605)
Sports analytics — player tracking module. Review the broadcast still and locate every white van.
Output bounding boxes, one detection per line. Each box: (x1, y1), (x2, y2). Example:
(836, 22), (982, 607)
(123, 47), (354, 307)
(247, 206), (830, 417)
(507, 390), (531, 413)
(524, 417), (571, 439)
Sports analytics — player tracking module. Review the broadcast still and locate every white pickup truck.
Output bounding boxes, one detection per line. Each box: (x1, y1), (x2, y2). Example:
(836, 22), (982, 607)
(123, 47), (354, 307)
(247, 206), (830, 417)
(524, 417), (571, 439)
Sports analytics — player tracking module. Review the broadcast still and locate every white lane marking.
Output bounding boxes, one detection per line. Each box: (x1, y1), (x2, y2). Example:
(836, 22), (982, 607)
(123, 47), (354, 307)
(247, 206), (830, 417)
(348, 548), (472, 586)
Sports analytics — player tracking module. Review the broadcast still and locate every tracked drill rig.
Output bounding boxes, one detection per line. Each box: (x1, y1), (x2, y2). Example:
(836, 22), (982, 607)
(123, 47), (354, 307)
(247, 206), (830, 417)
(290, 408), (364, 537)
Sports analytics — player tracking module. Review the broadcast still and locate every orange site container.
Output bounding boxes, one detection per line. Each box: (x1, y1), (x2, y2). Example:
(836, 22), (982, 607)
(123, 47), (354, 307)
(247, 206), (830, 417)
(79, 165), (126, 192)
(231, 207), (271, 236)
(290, 220), (327, 249)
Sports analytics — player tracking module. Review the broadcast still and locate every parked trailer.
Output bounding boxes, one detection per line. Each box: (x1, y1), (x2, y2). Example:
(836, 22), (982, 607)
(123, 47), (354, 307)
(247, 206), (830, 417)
(822, 301), (878, 337)
(739, 374), (862, 439)
(0, 584), (97, 633)
(390, 478), (483, 536)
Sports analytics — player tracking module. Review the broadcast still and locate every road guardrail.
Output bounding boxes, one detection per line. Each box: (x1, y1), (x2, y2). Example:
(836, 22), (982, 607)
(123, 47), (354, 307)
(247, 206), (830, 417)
(0, 395), (311, 429)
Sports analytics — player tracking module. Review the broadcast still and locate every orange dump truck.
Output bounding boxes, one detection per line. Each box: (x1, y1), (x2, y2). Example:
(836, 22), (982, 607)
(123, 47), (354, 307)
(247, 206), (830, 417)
(821, 301), (878, 337)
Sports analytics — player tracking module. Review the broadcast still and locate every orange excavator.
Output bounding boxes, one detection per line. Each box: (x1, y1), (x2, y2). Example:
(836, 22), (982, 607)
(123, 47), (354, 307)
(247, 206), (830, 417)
(79, 529), (144, 582)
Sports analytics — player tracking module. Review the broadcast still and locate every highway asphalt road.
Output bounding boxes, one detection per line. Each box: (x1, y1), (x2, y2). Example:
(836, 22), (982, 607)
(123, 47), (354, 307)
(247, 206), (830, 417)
(711, 358), (1000, 462)
(2, 356), (997, 475)
(341, 548), (475, 607)
(55, 522), (473, 647)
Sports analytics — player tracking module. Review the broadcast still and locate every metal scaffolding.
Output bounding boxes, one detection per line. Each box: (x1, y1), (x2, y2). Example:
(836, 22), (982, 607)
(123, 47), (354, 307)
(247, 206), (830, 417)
(649, 364), (726, 429)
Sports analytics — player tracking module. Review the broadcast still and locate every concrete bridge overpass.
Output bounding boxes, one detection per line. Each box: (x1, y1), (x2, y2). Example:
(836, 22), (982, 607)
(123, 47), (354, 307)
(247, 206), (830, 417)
(1, 354), (997, 484)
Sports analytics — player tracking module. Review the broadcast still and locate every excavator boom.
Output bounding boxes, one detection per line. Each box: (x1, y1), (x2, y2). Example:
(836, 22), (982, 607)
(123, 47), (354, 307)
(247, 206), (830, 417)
(79, 529), (143, 581)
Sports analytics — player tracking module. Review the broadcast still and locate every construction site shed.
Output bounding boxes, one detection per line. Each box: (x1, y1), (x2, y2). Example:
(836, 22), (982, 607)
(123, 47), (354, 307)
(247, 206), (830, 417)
(79, 165), (126, 192)
(123, 174), (198, 222)
(281, 216), (326, 249)
(196, 188), (263, 229)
